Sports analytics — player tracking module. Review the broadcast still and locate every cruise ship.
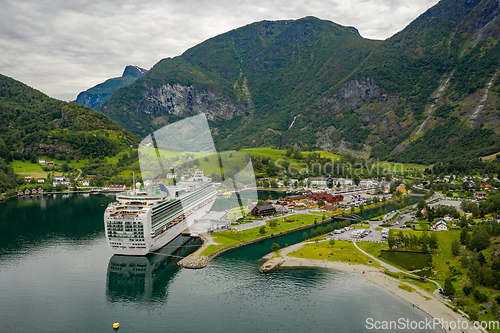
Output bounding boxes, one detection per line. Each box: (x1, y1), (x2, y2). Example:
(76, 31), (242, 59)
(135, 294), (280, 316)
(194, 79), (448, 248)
(104, 170), (217, 255)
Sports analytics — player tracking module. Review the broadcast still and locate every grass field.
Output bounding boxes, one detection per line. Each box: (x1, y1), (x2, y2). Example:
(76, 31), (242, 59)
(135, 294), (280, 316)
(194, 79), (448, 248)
(371, 161), (427, 172)
(201, 214), (322, 256)
(288, 240), (381, 267)
(241, 148), (340, 162)
(12, 160), (48, 178)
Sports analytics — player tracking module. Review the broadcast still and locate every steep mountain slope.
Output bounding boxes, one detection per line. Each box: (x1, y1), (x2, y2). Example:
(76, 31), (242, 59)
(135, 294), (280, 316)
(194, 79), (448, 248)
(100, 17), (382, 148)
(315, 0), (500, 163)
(75, 65), (147, 110)
(100, 0), (500, 163)
(0, 74), (139, 163)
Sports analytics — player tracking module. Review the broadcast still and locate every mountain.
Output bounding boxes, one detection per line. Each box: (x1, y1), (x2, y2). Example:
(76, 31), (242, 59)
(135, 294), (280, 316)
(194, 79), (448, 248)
(100, 1), (500, 163)
(75, 65), (147, 110)
(316, 0), (500, 163)
(0, 74), (139, 162)
(100, 17), (381, 144)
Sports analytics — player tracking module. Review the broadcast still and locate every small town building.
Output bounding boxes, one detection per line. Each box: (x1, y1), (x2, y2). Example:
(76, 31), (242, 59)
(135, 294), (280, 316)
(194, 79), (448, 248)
(309, 178), (328, 186)
(283, 195), (307, 203)
(37, 178), (45, 183)
(431, 220), (448, 231)
(210, 219), (230, 231)
(251, 205), (277, 217)
(481, 183), (493, 190)
(24, 176), (33, 182)
(38, 159), (46, 164)
(443, 214), (454, 222)
(474, 192), (487, 198)
(47, 161), (54, 166)
(272, 204), (288, 214)
(106, 184), (126, 190)
(321, 205), (340, 212)
(306, 192), (343, 204)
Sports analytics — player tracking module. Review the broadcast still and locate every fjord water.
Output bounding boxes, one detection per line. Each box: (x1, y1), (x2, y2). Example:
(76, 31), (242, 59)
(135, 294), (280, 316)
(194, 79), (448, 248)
(0, 194), (441, 333)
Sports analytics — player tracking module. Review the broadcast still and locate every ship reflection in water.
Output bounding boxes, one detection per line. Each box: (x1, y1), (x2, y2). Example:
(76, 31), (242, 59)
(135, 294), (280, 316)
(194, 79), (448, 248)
(106, 235), (201, 303)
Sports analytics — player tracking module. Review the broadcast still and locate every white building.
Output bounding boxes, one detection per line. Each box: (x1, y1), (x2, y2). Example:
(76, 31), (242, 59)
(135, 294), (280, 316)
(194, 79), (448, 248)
(443, 214), (454, 222)
(210, 219), (229, 230)
(38, 159), (46, 164)
(431, 220), (448, 231)
(359, 179), (377, 187)
(310, 178), (327, 186)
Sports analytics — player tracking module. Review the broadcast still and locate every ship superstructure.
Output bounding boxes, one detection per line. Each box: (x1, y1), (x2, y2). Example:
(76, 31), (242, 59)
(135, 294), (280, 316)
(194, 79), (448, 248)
(104, 170), (216, 255)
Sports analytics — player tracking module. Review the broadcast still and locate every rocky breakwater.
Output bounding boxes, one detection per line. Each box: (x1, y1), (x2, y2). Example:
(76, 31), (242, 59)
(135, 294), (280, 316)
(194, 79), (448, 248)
(178, 218), (337, 270)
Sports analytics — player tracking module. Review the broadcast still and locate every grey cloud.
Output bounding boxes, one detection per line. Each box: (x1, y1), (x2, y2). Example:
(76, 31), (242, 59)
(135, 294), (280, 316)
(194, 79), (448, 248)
(0, 0), (439, 101)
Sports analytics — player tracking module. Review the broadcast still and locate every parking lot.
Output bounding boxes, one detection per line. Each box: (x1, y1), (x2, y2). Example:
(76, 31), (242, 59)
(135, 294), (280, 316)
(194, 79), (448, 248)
(325, 226), (385, 242)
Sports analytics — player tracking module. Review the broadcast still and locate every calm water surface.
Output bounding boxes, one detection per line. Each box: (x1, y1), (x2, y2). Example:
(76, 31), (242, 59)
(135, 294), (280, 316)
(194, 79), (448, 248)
(0, 194), (441, 333)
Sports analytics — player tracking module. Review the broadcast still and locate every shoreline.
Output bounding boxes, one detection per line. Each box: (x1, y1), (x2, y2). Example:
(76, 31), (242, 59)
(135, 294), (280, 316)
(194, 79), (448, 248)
(264, 246), (484, 333)
(178, 195), (415, 269)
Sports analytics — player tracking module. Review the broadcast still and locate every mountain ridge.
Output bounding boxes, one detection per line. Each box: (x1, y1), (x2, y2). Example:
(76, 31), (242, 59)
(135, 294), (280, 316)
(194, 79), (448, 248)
(92, 1), (500, 163)
(75, 65), (148, 110)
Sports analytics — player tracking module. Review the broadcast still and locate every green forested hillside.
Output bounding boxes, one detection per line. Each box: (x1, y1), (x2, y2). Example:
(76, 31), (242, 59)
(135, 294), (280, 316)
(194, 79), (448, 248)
(94, 0), (500, 164)
(0, 74), (140, 192)
(101, 17), (382, 147)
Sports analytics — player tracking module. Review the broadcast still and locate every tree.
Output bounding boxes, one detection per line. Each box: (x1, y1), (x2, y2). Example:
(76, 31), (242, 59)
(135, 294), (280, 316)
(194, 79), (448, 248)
(477, 251), (486, 266)
(293, 150), (302, 160)
(317, 200), (325, 207)
(257, 199), (266, 206)
(61, 162), (69, 172)
(387, 232), (396, 249)
(269, 220), (278, 228)
(259, 226), (266, 235)
(417, 197), (426, 211)
(271, 243), (280, 251)
(329, 239), (335, 247)
(263, 179), (269, 188)
(443, 277), (455, 297)
(353, 176), (361, 186)
(491, 301), (499, 319)
(460, 215), (468, 228)
(451, 239), (460, 256)
(270, 180), (278, 189)
(429, 233), (439, 251)
(469, 226), (490, 251)
(460, 228), (470, 246)
(303, 231), (308, 241)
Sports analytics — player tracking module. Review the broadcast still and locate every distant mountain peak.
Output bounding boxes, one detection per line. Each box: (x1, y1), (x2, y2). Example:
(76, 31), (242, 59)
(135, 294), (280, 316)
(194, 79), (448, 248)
(74, 65), (148, 110)
(122, 65), (148, 78)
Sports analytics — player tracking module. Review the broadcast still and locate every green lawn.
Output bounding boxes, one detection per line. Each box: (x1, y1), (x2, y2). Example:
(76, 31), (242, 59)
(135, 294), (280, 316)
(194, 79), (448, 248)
(202, 214), (323, 256)
(12, 160), (48, 178)
(357, 241), (385, 258)
(371, 161), (427, 171)
(288, 240), (381, 267)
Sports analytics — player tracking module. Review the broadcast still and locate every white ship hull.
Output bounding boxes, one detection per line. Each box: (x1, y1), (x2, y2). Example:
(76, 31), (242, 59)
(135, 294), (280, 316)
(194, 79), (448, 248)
(105, 194), (215, 256)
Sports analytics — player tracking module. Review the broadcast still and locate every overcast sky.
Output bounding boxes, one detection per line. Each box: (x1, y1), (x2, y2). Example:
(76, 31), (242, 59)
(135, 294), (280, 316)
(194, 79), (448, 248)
(0, 0), (439, 101)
